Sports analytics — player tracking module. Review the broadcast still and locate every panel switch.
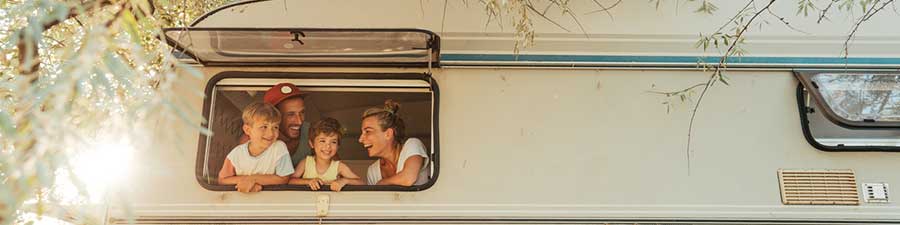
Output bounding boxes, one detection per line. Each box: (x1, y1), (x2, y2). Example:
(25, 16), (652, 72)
(316, 194), (330, 216)
(863, 183), (889, 203)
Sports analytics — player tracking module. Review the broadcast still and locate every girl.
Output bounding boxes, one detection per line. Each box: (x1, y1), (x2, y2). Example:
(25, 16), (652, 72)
(289, 118), (365, 191)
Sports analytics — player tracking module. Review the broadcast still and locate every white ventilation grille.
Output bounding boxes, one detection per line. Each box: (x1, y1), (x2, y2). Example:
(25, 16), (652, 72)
(778, 169), (859, 205)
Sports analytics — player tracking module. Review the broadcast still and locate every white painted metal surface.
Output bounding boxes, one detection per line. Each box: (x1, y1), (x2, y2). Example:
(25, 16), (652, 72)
(115, 0), (900, 223)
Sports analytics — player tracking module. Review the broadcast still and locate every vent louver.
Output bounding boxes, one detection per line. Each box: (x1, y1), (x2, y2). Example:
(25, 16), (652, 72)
(778, 169), (859, 205)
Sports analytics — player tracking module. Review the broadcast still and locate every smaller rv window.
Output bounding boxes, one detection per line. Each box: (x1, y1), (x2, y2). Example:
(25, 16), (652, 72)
(795, 71), (900, 128)
(796, 84), (900, 152)
(197, 72), (438, 191)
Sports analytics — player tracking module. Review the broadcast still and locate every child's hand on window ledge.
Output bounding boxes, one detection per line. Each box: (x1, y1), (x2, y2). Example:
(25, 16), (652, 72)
(236, 177), (257, 193)
(308, 178), (323, 190)
(331, 180), (348, 192)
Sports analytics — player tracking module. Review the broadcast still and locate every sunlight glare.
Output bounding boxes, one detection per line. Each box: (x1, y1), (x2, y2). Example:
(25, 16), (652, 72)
(68, 136), (135, 203)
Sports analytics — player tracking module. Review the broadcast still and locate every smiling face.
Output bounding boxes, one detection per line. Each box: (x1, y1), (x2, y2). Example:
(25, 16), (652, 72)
(359, 116), (393, 158)
(277, 97), (305, 140)
(310, 132), (340, 161)
(244, 116), (280, 150)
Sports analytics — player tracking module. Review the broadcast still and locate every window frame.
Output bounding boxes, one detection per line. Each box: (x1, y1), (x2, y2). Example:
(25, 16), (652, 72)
(196, 71), (440, 191)
(163, 27), (441, 67)
(794, 70), (900, 129)
(796, 84), (900, 152)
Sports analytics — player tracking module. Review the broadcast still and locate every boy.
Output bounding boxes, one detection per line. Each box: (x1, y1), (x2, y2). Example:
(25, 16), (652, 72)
(218, 102), (295, 193)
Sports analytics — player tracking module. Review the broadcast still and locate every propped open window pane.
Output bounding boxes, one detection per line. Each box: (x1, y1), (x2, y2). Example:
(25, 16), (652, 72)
(163, 28), (439, 66)
(795, 71), (900, 128)
(812, 73), (900, 122)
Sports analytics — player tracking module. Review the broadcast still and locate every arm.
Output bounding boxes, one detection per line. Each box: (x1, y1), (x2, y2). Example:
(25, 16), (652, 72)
(330, 162), (366, 191)
(246, 174), (290, 185)
(288, 177), (323, 190)
(376, 155), (424, 186)
(335, 162), (365, 185)
(222, 156), (291, 186)
(222, 157), (291, 186)
(218, 159), (260, 192)
(290, 158), (306, 178)
(217, 159), (240, 185)
(287, 158), (323, 190)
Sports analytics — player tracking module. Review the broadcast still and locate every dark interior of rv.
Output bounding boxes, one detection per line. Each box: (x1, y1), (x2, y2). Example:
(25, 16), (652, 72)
(199, 82), (433, 191)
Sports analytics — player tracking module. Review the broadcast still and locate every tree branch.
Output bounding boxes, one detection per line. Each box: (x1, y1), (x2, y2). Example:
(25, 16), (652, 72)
(817, 0), (839, 23)
(16, 0), (113, 75)
(684, 0), (778, 174)
(587, 0), (621, 21)
(766, 7), (809, 34)
(843, 0), (894, 58)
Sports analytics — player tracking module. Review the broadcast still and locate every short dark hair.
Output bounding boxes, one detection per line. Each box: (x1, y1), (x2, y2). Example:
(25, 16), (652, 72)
(309, 117), (343, 143)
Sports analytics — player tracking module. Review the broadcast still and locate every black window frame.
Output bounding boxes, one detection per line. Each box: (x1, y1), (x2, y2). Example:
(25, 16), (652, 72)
(795, 72), (900, 152)
(196, 71), (440, 191)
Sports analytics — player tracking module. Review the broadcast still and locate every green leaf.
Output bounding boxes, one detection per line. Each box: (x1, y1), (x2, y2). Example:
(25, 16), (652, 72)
(90, 68), (116, 99)
(176, 62), (203, 79)
(0, 110), (15, 138)
(121, 9), (142, 45)
(133, 0), (154, 19)
(162, 100), (212, 136)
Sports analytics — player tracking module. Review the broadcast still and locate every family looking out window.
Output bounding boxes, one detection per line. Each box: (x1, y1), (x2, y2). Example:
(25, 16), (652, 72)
(216, 83), (431, 192)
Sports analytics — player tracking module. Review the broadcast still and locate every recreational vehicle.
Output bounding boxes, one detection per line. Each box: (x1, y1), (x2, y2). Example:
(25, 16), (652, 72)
(114, 0), (900, 223)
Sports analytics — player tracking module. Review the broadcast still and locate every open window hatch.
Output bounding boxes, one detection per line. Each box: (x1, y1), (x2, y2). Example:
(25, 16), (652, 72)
(163, 28), (440, 67)
(795, 71), (900, 151)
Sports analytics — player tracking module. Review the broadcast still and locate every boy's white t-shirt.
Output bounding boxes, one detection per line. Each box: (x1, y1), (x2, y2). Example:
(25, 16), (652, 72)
(227, 140), (295, 177)
(366, 138), (430, 185)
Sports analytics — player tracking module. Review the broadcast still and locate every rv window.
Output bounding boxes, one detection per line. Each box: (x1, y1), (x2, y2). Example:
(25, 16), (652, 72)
(795, 72), (900, 128)
(163, 28), (439, 66)
(797, 85), (900, 151)
(197, 72), (438, 191)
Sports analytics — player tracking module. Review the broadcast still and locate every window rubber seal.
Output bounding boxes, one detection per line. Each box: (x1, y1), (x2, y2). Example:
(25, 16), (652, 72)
(796, 83), (900, 152)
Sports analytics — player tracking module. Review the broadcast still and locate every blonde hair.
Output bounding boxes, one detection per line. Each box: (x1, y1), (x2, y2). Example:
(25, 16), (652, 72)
(242, 102), (282, 126)
(309, 117), (344, 143)
(361, 99), (405, 147)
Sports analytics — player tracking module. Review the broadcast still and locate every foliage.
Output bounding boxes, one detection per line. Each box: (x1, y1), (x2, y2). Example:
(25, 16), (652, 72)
(474, 0), (893, 171)
(0, 0), (231, 224)
(647, 0), (895, 170)
(0, 0), (895, 224)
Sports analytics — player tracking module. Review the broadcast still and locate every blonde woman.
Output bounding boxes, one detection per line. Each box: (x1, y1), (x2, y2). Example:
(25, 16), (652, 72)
(358, 100), (430, 186)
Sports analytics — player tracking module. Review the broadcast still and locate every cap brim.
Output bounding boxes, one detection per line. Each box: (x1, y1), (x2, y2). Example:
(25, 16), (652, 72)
(273, 92), (306, 105)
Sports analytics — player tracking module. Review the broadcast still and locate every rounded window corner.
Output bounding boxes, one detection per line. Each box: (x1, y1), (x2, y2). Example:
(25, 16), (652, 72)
(195, 72), (439, 192)
(795, 84), (900, 152)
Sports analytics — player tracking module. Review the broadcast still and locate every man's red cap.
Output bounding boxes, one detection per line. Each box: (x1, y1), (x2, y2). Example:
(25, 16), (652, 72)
(263, 83), (304, 106)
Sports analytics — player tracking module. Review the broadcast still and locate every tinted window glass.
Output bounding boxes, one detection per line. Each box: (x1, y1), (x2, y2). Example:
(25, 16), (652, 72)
(810, 73), (900, 122)
(164, 28), (439, 66)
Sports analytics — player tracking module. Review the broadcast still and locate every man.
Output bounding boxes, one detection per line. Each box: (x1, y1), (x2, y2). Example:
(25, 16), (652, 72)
(240, 83), (311, 166)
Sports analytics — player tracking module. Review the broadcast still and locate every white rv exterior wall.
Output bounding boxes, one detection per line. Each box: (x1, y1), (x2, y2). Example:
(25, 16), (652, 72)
(117, 0), (900, 223)
(193, 0), (900, 57)
(116, 66), (900, 223)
